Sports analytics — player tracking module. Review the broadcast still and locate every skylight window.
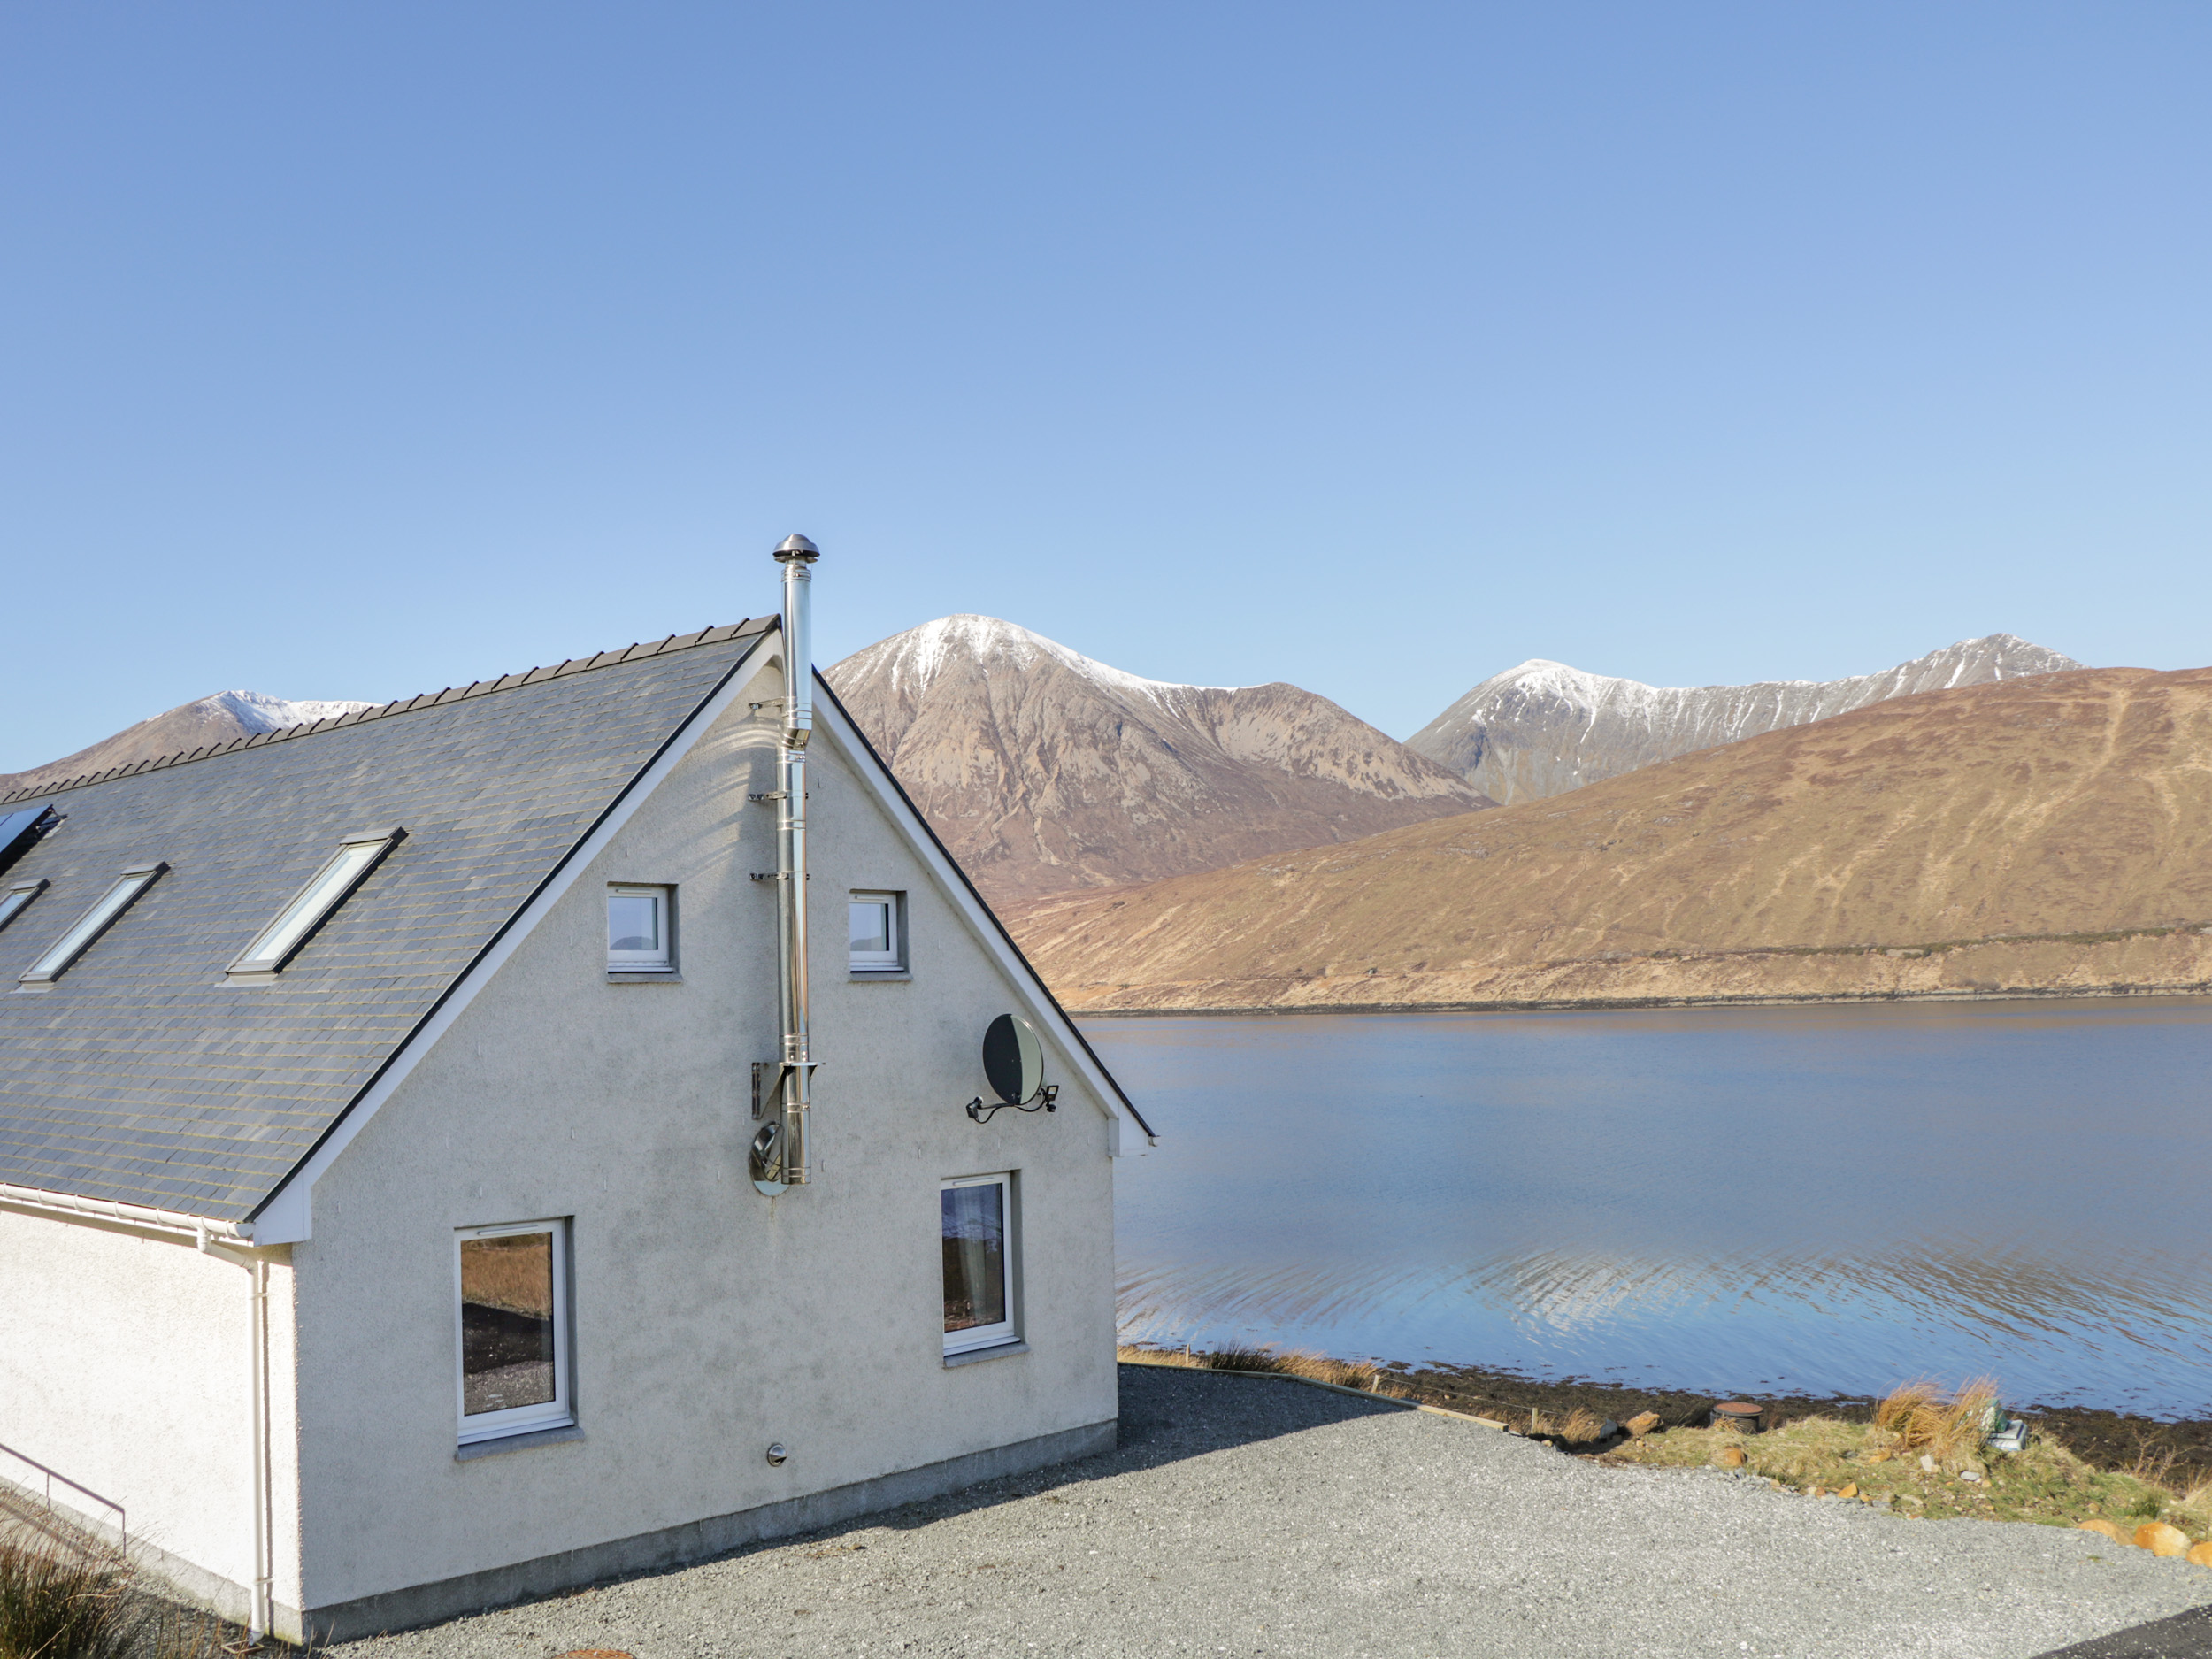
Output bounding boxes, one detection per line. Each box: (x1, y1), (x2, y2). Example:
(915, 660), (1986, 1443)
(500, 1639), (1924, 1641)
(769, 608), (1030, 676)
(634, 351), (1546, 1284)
(0, 805), (57, 878)
(0, 879), (47, 932)
(230, 828), (404, 976)
(19, 863), (166, 987)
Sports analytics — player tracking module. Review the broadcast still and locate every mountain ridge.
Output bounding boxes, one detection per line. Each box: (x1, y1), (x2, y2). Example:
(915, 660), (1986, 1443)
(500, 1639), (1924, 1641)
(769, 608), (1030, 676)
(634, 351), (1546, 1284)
(0, 690), (378, 799)
(1008, 664), (2212, 1012)
(826, 615), (1494, 903)
(1409, 633), (2083, 806)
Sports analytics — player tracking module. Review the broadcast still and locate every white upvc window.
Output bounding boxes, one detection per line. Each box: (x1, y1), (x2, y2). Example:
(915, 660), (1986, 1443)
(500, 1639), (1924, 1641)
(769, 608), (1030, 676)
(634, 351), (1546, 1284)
(607, 885), (673, 973)
(230, 828), (403, 975)
(849, 890), (904, 973)
(456, 1218), (572, 1445)
(942, 1172), (1018, 1356)
(18, 863), (166, 987)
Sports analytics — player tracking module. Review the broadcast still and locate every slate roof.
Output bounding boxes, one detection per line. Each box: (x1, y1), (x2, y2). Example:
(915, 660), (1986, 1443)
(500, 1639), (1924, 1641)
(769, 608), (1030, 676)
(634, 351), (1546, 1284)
(0, 621), (772, 1224)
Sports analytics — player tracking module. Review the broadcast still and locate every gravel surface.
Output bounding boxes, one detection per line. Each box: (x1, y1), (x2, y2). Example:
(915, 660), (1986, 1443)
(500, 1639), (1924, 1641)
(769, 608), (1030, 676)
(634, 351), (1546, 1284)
(339, 1366), (2212, 1659)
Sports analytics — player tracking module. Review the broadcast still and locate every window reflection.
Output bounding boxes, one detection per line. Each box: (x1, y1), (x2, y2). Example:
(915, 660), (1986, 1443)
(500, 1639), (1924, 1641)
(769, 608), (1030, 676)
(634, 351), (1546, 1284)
(460, 1232), (556, 1416)
(942, 1182), (1007, 1333)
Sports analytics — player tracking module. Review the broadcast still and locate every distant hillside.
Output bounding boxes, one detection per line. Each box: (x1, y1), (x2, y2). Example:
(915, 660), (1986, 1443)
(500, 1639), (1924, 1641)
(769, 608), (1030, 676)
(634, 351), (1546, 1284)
(826, 615), (1493, 904)
(1409, 634), (2083, 806)
(1010, 665), (2212, 1012)
(0, 691), (377, 798)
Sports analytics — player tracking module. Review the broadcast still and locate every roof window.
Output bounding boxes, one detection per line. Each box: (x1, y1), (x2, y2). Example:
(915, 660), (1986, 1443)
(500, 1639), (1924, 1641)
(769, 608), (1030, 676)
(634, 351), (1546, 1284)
(230, 828), (404, 976)
(0, 804), (57, 878)
(19, 863), (167, 987)
(0, 879), (47, 932)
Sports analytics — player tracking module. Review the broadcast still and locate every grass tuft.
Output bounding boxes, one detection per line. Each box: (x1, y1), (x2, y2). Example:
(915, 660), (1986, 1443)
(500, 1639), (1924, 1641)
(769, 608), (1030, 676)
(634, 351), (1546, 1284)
(0, 1533), (135, 1659)
(1872, 1377), (2000, 1465)
(1557, 1409), (1606, 1444)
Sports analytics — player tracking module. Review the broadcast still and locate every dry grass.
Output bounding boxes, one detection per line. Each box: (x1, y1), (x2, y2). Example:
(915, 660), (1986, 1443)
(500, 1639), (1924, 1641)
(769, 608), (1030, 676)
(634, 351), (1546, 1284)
(1116, 1343), (1406, 1396)
(0, 1532), (135, 1659)
(0, 1517), (262, 1659)
(1873, 1377), (2000, 1463)
(1610, 1406), (2212, 1537)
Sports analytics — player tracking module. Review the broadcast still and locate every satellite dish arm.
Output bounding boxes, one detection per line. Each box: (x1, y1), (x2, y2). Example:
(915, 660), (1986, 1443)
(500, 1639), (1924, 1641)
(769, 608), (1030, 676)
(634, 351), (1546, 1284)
(965, 1083), (1058, 1125)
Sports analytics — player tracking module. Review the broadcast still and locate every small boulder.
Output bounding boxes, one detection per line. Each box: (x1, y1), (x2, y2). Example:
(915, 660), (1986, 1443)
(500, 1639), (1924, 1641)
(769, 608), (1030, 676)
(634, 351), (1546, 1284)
(2078, 1519), (2127, 1543)
(1715, 1447), (1747, 1469)
(1838, 1482), (1859, 1500)
(2186, 1540), (2212, 1569)
(1624, 1411), (1662, 1439)
(2135, 1522), (2190, 1557)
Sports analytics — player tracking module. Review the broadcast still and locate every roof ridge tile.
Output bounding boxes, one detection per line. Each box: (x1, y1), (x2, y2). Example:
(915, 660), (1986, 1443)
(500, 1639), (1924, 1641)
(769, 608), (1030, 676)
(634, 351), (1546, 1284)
(1, 618), (765, 803)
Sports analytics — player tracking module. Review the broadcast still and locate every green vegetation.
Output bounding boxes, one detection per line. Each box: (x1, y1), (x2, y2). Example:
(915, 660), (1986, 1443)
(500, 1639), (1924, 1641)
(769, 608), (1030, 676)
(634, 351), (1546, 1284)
(1609, 1381), (2212, 1536)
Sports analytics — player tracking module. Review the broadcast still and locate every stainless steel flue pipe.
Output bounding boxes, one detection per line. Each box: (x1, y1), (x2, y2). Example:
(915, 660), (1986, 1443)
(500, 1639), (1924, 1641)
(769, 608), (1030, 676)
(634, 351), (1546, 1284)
(772, 533), (818, 1187)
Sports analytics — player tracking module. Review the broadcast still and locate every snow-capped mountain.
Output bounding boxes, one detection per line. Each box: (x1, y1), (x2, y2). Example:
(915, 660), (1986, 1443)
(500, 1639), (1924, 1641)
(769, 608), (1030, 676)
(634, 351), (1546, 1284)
(827, 615), (1493, 902)
(1407, 634), (2085, 806)
(1, 690), (376, 798)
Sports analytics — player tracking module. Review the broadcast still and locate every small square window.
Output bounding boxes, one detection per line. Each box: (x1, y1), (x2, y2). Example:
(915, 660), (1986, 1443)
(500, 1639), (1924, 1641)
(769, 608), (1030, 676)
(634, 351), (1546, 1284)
(607, 885), (673, 972)
(942, 1173), (1017, 1356)
(457, 1218), (572, 1444)
(850, 890), (904, 973)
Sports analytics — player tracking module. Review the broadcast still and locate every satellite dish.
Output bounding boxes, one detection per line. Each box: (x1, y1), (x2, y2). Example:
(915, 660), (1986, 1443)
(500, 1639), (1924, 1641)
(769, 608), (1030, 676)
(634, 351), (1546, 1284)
(982, 1013), (1043, 1106)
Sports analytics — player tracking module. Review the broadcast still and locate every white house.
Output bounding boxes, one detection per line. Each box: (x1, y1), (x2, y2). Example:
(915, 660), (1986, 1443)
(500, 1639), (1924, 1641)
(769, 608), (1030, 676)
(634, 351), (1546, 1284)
(0, 539), (1151, 1640)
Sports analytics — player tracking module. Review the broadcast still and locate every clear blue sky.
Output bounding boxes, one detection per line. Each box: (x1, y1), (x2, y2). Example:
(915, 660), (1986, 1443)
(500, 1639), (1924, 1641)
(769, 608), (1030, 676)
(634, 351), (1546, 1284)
(4, 3), (2208, 772)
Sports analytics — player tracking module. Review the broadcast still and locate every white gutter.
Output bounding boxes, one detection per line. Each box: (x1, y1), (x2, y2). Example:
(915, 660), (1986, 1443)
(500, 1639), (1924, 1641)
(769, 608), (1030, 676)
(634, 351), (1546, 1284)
(0, 1180), (252, 1243)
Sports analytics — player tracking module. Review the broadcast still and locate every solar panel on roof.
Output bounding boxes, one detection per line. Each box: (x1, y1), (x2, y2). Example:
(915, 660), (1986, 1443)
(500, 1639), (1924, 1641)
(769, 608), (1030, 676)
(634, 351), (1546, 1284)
(0, 805), (56, 879)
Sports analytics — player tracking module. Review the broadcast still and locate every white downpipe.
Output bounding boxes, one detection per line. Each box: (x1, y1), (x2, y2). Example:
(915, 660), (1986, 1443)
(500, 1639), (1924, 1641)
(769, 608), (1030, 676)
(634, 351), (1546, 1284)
(772, 534), (818, 1187)
(248, 1257), (273, 1640)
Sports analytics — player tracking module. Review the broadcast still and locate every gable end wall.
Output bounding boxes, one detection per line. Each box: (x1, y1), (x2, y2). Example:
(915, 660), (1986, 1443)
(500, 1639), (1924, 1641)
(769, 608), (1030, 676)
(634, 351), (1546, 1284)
(286, 651), (1120, 1618)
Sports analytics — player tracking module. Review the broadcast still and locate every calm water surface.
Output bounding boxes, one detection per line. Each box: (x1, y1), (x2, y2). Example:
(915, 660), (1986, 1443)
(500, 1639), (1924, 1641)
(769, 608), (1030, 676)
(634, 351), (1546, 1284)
(1087, 1001), (2212, 1418)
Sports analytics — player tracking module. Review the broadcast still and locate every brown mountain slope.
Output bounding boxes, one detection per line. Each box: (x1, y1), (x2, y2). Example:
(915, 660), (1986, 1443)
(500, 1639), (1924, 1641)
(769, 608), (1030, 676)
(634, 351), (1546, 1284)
(1007, 665), (2212, 1011)
(826, 615), (1492, 904)
(2, 690), (375, 798)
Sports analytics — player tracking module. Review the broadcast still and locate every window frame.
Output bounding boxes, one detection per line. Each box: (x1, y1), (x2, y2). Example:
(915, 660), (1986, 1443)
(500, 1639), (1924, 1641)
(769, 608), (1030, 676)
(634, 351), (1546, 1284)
(18, 863), (166, 987)
(941, 1171), (1019, 1356)
(0, 879), (47, 933)
(606, 884), (676, 975)
(228, 828), (403, 977)
(454, 1217), (573, 1447)
(849, 889), (906, 975)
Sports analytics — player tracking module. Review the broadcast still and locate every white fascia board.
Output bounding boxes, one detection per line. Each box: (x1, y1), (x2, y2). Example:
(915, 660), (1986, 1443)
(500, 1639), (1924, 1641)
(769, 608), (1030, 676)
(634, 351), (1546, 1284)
(810, 674), (1154, 1154)
(250, 635), (779, 1243)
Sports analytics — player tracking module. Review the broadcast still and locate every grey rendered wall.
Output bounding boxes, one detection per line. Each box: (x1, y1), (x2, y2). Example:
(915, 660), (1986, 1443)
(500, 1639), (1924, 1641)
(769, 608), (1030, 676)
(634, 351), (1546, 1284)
(0, 1208), (303, 1628)
(287, 650), (1120, 1621)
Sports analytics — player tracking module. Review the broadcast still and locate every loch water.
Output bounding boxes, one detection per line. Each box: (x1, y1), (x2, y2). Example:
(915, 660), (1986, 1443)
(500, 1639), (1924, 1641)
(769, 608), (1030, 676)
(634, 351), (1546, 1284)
(1087, 1000), (2212, 1419)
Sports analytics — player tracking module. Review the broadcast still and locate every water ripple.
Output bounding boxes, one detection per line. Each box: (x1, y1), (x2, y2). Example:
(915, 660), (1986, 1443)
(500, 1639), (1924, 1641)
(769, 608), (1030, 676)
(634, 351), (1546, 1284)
(1092, 1002), (2212, 1416)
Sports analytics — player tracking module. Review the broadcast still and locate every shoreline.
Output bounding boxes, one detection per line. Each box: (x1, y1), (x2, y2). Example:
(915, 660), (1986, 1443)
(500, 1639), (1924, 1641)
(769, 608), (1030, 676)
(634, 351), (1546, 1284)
(1141, 1347), (2212, 1486)
(1072, 981), (2212, 1018)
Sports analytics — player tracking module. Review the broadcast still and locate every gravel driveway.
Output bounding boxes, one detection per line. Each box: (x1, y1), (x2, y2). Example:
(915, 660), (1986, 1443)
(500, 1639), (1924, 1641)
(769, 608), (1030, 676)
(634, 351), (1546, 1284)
(339, 1365), (2212, 1659)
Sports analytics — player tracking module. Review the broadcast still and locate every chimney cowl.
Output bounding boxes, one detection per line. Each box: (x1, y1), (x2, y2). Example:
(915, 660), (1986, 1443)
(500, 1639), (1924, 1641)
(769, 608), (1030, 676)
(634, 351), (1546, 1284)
(773, 533), (819, 563)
